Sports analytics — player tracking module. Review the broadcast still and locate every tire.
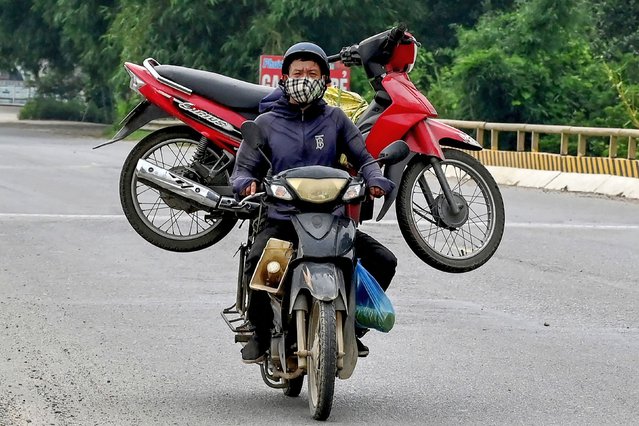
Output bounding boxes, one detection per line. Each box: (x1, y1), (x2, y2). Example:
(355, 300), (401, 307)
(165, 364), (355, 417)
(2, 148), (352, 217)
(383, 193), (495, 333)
(396, 148), (505, 273)
(283, 376), (304, 397)
(119, 127), (237, 252)
(307, 299), (337, 420)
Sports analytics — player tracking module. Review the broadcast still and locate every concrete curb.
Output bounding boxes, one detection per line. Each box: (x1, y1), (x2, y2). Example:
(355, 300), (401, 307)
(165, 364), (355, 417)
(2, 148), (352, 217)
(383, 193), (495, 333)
(486, 166), (639, 200)
(0, 118), (107, 129)
(0, 106), (108, 132)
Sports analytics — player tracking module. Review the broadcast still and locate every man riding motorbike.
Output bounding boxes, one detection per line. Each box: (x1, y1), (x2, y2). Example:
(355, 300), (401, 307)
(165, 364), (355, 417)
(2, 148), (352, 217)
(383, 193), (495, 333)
(230, 41), (397, 363)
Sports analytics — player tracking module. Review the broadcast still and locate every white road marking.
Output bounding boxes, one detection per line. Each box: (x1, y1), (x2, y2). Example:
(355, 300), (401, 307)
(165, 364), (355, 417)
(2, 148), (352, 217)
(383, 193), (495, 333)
(0, 213), (125, 220)
(0, 164), (103, 169)
(363, 220), (639, 230)
(0, 213), (637, 230)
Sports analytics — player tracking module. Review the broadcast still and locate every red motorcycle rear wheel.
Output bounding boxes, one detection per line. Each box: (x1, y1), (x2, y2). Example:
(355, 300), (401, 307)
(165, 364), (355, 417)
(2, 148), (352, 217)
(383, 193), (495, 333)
(119, 126), (237, 252)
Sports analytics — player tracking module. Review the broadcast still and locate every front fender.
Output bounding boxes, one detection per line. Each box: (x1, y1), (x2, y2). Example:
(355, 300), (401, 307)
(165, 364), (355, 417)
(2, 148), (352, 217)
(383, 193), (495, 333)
(375, 119), (481, 221)
(375, 152), (415, 221)
(289, 262), (348, 314)
(404, 119), (482, 159)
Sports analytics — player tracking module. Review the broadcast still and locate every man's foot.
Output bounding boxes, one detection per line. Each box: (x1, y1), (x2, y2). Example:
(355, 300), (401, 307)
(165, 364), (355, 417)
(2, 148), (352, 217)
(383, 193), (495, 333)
(241, 334), (268, 364)
(356, 337), (369, 357)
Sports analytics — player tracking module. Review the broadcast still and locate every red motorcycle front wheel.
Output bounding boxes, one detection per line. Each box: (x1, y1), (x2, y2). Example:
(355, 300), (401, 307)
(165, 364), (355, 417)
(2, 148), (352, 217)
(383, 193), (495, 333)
(396, 148), (505, 273)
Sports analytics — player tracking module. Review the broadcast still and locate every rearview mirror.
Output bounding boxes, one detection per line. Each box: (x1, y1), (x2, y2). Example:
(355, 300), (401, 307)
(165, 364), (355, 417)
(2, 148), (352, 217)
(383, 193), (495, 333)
(240, 121), (265, 150)
(377, 140), (410, 165)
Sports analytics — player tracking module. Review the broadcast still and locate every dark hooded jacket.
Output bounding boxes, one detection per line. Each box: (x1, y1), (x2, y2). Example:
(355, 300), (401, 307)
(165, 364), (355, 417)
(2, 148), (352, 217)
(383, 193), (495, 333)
(231, 88), (394, 220)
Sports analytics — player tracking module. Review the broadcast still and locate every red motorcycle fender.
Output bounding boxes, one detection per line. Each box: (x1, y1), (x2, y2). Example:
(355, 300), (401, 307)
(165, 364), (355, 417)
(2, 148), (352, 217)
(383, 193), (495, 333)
(405, 119), (482, 157)
(93, 100), (170, 149)
(375, 152), (415, 221)
(374, 120), (480, 221)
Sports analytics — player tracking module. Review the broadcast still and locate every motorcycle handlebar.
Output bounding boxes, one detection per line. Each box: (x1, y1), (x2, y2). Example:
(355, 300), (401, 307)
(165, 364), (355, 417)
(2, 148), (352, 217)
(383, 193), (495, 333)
(217, 193), (264, 216)
(331, 24), (408, 67)
(388, 24), (407, 44)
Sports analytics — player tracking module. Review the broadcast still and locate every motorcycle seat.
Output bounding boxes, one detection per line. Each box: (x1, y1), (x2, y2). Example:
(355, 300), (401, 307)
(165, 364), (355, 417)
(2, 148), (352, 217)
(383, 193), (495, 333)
(156, 65), (274, 111)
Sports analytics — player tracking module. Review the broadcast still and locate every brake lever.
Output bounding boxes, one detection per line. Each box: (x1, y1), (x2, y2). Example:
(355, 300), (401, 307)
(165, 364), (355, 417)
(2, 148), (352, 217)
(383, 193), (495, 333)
(382, 24), (407, 53)
(238, 191), (266, 206)
(339, 46), (361, 67)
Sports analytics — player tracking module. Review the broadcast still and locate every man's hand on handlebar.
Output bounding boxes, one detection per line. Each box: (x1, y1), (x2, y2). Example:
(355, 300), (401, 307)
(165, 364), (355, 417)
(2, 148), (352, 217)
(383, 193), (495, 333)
(241, 181), (257, 197)
(369, 186), (385, 199)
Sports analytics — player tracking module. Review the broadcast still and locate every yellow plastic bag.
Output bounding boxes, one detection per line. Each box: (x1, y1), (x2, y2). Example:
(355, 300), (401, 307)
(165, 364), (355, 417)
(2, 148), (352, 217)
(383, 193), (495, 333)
(323, 86), (369, 123)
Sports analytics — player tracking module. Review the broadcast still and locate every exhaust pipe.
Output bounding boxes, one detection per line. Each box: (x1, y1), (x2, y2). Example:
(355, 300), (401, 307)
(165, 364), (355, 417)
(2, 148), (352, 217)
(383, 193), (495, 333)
(135, 159), (221, 209)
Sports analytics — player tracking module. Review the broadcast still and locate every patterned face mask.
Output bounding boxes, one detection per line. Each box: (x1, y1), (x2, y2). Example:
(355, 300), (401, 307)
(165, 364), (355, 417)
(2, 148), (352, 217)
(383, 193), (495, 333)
(283, 77), (327, 105)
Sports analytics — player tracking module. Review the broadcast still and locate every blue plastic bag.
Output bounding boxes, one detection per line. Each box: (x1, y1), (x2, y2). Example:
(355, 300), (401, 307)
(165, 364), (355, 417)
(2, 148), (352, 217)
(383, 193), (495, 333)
(354, 261), (395, 332)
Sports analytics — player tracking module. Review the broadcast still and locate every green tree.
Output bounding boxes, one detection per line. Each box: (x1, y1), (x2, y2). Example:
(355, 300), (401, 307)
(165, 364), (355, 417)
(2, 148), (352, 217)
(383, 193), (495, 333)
(428, 0), (619, 129)
(50, 0), (119, 121)
(0, 0), (70, 79)
(591, 0), (639, 128)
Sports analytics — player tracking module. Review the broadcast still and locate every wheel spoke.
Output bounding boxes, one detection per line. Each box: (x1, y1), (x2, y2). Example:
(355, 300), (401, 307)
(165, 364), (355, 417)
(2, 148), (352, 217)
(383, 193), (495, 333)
(405, 156), (502, 260)
(189, 212), (208, 233)
(136, 184), (157, 197)
(171, 209), (187, 236)
(412, 201), (434, 222)
(125, 137), (238, 245)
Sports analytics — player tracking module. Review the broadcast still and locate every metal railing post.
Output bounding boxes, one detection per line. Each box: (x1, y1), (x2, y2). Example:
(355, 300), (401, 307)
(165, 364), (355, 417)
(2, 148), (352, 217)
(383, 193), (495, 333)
(560, 133), (569, 156)
(609, 136), (618, 158)
(476, 128), (484, 148)
(490, 129), (499, 150)
(577, 134), (587, 157)
(516, 130), (525, 152)
(531, 132), (540, 152)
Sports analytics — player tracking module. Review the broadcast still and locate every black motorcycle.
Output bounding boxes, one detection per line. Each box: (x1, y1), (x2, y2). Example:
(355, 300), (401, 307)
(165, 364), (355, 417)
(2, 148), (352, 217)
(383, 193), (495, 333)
(221, 122), (409, 420)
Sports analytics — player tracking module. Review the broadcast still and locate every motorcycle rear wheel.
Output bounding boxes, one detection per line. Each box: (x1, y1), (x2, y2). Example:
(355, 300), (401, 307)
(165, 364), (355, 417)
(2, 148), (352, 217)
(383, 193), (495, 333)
(307, 299), (337, 420)
(396, 148), (505, 273)
(119, 126), (237, 252)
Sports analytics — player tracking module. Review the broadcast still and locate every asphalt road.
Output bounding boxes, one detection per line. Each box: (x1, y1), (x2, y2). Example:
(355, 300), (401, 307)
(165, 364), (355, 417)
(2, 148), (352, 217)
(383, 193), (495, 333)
(1, 125), (638, 425)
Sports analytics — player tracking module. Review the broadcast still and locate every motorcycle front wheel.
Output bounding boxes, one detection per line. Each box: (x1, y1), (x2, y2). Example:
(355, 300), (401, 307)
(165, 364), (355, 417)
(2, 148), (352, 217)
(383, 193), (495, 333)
(307, 299), (337, 420)
(119, 126), (237, 252)
(396, 148), (505, 273)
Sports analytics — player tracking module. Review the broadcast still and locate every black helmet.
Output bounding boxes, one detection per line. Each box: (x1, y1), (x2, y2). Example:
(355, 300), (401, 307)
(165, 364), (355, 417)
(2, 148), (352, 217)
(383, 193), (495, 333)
(281, 42), (330, 77)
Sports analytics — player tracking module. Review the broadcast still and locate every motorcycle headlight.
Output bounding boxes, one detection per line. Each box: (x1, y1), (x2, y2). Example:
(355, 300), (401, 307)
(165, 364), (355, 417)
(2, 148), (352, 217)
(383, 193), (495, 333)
(342, 182), (364, 201)
(286, 178), (348, 203)
(126, 68), (146, 94)
(269, 183), (293, 200)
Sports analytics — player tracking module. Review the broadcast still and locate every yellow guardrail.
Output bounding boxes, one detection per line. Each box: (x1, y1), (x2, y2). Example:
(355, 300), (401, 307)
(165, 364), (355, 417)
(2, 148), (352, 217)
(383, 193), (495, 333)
(439, 119), (639, 178)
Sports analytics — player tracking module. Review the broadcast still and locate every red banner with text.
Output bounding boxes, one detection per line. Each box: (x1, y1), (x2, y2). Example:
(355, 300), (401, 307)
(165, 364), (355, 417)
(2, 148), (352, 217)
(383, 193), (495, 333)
(259, 55), (350, 90)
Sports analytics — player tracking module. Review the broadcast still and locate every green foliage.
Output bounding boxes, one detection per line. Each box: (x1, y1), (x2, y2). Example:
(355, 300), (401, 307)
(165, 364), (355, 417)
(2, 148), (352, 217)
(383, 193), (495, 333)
(592, 0), (639, 61)
(1, 0), (637, 133)
(428, 0), (627, 130)
(19, 96), (108, 123)
(0, 0), (71, 76)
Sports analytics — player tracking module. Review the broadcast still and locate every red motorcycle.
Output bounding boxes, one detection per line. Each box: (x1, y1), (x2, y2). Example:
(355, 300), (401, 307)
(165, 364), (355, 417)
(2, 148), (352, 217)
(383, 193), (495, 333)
(97, 25), (504, 273)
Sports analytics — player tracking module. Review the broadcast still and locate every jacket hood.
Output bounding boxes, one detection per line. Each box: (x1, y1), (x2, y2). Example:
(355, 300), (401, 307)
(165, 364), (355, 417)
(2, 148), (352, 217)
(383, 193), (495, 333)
(259, 87), (283, 113)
